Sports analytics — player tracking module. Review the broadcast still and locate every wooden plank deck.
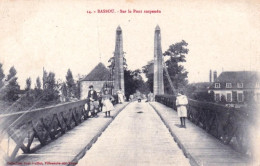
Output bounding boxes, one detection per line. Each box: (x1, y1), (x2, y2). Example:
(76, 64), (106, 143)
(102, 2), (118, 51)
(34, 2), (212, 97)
(149, 102), (253, 166)
(16, 103), (128, 166)
(77, 102), (190, 166)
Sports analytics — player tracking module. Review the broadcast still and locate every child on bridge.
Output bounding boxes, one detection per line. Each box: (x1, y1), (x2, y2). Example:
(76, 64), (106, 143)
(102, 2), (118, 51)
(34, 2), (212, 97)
(102, 90), (115, 117)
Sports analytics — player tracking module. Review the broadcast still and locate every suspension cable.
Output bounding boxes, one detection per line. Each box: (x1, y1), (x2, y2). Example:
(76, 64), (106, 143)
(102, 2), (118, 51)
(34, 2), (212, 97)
(162, 57), (177, 95)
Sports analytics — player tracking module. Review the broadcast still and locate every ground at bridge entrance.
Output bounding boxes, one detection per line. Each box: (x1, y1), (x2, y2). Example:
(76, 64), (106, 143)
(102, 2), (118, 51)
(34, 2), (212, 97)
(77, 102), (190, 166)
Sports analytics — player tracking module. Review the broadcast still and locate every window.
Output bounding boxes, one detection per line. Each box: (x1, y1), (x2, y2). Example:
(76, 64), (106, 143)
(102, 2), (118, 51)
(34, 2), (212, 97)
(226, 83), (232, 88)
(215, 83), (220, 88)
(215, 94), (220, 101)
(238, 93), (243, 102)
(237, 83), (243, 88)
(227, 93), (232, 102)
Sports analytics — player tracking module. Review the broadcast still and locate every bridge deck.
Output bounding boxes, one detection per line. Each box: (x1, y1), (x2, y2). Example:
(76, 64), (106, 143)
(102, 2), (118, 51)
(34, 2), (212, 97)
(18, 103), (128, 166)
(77, 102), (189, 166)
(16, 102), (252, 166)
(150, 102), (252, 166)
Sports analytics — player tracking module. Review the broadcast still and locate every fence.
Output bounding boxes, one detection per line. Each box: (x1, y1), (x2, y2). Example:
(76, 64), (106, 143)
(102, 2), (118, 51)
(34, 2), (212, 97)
(0, 100), (90, 161)
(155, 95), (257, 156)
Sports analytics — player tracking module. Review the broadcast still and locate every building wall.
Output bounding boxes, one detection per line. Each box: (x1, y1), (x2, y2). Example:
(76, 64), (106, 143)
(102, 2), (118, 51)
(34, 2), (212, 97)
(210, 90), (244, 102)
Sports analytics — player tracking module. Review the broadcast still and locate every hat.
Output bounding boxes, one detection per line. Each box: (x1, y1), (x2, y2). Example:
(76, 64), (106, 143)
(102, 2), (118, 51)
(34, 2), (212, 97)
(89, 85), (93, 88)
(177, 93), (182, 96)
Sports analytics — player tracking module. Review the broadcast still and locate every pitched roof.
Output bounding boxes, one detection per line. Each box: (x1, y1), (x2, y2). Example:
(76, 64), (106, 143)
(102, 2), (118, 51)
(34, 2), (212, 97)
(209, 71), (260, 89)
(216, 71), (258, 83)
(80, 63), (111, 81)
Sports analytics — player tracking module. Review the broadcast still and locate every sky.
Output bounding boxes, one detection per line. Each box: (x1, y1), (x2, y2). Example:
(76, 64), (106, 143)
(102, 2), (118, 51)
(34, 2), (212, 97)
(0, 0), (259, 88)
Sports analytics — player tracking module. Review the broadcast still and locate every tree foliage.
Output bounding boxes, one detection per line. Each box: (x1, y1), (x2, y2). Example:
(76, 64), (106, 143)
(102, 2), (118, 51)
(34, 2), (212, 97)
(43, 69), (48, 90)
(142, 40), (189, 94)
(0, 63), (5, 88)
(2, 66), (20, 101)
(36, 77), (41, 90)
(25, 77), (31, 91)
(163, 40), (189, 94)
(66, 69), (76, 98)
(42, 71), (59, 102)
(108, 55), (148, 99)
(142, 60), (154, 92)
(124, 69), (149, 100)
(61, 83), (68, 97)
(33, 77), (43, 101)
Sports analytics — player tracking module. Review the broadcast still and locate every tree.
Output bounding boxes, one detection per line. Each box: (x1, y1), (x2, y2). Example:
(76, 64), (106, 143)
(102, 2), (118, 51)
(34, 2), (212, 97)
(61, 83), (68, 102)
(163, 40), (189, 94)
(33, 76), (43, 100)
(131, 69), (149, 93)
(61, 83), (67, 97)
(124, 70), (136, 99)
(124, 69), (149, 100)
(3, 66), (20, 101)
(43, 68), (48, 90)
(142, 60), (154, 92)
(209, 90), (215, 102)
(185, 84), (197, 98)
(108, 54), (128, 83)
(66, 69), (76, 98)
(74, 81), (80, 99)
(25, 77), (31, 91)
(0, 63), (5, 88)
(36, 77), (41, 90)
(42, 71), (59, 102)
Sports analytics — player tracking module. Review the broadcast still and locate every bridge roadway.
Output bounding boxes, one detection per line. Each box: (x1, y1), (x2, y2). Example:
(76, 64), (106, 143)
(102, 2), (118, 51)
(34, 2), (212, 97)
(77, 102), (190, 166)
(18, 101), (251, 166)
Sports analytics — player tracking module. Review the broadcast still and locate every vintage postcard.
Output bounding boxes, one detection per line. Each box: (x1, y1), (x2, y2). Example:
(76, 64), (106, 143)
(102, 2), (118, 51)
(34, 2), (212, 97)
(0, 0), (259, 165)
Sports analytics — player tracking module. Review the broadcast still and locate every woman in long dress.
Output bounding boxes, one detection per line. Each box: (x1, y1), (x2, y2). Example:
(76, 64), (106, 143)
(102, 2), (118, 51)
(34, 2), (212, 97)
(117, 88), (125, 103)
(102, 90), (115, 117)
(176, 91), (188, 128)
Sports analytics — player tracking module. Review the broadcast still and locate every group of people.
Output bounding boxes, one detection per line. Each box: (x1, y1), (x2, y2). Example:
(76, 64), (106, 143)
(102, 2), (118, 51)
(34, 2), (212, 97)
(86, 85), (188, 128)
(86, 85), (125, 118)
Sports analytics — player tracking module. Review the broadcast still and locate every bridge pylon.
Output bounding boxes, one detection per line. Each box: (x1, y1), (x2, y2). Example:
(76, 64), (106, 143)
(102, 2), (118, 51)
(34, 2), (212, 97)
(153, 25), (164, 95)
(113, 26), (125, 95)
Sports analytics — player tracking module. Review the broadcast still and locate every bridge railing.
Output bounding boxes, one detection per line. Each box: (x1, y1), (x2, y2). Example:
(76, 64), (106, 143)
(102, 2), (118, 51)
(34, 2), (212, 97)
(0, 100), (89, 161)
(155, 95), (257, 156)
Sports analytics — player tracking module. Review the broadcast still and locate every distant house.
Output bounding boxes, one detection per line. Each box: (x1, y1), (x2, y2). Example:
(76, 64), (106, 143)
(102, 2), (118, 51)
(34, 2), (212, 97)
(79, 63), (113, 99)
(208, 71), (260, 106)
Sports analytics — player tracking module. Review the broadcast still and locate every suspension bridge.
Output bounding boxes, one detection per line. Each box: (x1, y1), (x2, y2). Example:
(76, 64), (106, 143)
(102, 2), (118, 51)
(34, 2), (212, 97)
(0, 26), (256, 166)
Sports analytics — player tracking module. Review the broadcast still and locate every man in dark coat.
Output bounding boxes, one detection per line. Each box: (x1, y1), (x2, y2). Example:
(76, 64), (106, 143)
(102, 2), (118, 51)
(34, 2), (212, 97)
(87, 85), (98, 117)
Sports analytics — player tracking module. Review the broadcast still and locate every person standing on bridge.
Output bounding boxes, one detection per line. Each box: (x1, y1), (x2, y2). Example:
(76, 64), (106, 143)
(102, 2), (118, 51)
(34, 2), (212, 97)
(102, 90), (115, 117)
(87, 85), (99, 117)
(176, 91), (188, 128)
(117, 88), (125, 103)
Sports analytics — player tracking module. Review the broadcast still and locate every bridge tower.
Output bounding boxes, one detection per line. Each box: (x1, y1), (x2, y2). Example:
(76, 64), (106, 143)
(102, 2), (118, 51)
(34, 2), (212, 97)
(113, 26), (125, 94)
(153, 25), (164, 95)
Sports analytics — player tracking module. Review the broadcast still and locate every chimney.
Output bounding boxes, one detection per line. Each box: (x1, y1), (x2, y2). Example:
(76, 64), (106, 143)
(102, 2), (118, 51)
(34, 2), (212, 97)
(213, 71), (217, 82)
(209, 70), (212, 83)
